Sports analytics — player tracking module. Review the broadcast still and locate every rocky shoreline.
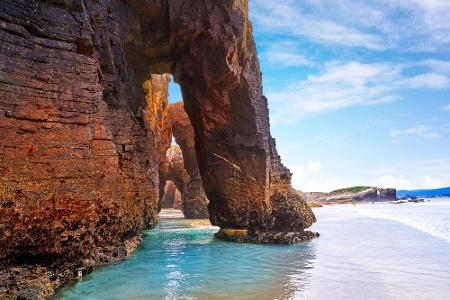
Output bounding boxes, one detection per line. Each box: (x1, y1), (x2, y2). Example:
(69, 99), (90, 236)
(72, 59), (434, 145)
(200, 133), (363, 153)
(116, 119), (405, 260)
(0, 234), (143, 300)
(305, 186), (397, 205)
(0, 1), (317, 298)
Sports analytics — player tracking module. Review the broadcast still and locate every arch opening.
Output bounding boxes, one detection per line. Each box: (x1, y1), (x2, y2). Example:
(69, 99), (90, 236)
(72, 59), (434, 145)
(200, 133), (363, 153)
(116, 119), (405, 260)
(138, 0), (317, 242)
(161, 180), (182, 210)
(0, 1), (318, 267)
(158, 94), (210, 219)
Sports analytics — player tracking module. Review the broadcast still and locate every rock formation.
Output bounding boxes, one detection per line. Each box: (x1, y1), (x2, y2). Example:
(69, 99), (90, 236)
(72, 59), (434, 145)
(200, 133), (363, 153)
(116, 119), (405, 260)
(305, 187), (397, 203)
(0, 0), (316, 297)
(160, 181), (182, 210)
(161, 144), (209, 218)
(160, 102), (209, 219)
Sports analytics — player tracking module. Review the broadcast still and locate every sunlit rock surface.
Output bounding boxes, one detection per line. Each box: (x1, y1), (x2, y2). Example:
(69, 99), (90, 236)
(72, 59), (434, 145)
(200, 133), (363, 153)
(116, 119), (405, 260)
(0, 0), (316, 297)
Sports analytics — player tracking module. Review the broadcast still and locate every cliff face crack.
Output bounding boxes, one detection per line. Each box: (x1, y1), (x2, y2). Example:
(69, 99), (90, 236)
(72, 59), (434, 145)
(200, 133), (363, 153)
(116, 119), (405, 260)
(0, 1), (317, 288)
(211, 152), (242, 172)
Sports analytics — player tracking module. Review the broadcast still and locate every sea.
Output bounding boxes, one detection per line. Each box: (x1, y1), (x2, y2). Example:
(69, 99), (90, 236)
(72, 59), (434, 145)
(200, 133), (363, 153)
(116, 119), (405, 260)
(56, 199), (450, 300)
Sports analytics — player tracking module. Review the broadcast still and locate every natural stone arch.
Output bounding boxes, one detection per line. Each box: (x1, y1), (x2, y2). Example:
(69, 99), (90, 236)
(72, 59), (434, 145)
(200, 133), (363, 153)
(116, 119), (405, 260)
(137, 0), (316, 234)
(160, 102), (209, 219)
(160, 181), (182, 209)
(0, 0), (316, 264)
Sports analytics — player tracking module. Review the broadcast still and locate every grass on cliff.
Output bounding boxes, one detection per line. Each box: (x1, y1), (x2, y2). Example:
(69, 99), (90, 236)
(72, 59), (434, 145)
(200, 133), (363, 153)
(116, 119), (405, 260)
(331, 186), (371, 194)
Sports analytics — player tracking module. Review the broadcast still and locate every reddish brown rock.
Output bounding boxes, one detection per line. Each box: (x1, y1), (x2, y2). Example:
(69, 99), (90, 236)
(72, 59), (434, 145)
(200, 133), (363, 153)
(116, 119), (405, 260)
(0, 1), (170, 262)
(161, 181), (182, 210)
(0, 2), (316, 296)
(160, 102), (209, 219)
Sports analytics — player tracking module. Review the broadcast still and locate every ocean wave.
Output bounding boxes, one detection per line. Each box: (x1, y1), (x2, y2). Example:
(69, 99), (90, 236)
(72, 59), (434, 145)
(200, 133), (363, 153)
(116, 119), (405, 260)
(350, 201), (450, 244)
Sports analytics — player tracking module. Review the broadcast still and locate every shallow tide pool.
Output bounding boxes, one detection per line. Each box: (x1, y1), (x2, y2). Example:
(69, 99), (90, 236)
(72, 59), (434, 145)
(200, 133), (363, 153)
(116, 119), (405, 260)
(57, 201), (450, 300)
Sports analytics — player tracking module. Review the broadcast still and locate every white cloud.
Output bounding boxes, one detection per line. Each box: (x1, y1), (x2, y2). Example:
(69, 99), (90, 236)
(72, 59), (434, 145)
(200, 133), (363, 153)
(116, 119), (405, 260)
(289, 158), (450, 192)
(264, 42), (314, 68)
(423, 175), (442, 189)
(291, 160), (323, 190)
(389, 125), (441, 140)
(442, 104), (450, 111)
(398, 73), (450, 89)
(374, 175), (410, 189)
(420, 60), (450, 74)
(267, 61), (450, 123)
(374, 174), (442, 190)
(251, 0), (385, 50)
(368, 157), (450, 190)
(251, 0), (450, 52)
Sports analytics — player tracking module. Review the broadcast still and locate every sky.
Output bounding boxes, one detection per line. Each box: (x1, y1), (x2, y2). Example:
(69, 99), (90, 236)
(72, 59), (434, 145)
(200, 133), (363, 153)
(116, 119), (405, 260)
(170, 0), (450, 192)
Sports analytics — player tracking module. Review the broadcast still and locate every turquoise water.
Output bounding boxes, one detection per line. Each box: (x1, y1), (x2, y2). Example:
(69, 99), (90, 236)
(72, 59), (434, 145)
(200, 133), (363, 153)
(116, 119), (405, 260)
(57, 200), (450, 300)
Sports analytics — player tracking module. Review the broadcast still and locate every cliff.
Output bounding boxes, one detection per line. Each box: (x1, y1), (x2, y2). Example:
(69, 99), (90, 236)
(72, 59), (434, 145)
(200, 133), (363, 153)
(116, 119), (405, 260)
(306, 187), (397, 203)
(0, 1), (316, 297)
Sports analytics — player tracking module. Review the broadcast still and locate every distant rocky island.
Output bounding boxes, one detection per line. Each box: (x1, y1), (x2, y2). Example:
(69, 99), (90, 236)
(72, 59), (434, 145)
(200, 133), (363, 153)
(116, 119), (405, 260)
(304, 186), (397, 205)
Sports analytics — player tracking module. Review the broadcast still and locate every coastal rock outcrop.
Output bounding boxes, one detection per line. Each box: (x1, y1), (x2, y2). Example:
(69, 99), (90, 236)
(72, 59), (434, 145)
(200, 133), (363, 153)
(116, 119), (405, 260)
(161, 144), (209, 218)
(306, 187), (397, 204)
(0, 0), (316, 297)
(160, 103), (209, 219)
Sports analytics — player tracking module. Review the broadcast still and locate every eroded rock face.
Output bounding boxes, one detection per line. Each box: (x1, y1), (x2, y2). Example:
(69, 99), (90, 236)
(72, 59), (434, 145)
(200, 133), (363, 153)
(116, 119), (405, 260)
(161, 144), (209, 218)
(161, 181), (182, 210)
(161, 102), (209, 219)
(0, 1), (170, 261)
(0, 0), (316, 269)
(164, 1), (315, 232)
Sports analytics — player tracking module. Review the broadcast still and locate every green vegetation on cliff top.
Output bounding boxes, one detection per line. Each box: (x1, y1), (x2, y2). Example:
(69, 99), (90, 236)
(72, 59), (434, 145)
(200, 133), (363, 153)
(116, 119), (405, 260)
(331, 186), (371, 194)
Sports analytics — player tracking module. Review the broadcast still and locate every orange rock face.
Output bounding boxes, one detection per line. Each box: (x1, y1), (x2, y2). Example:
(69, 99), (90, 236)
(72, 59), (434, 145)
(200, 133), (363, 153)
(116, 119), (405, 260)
(0, 0), (316, 265)
(0, 1), (168, 260)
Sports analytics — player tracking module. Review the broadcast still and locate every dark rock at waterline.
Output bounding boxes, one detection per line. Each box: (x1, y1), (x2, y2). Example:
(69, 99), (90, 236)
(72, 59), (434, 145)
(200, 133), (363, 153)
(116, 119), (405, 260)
(215, 228), (319, 244)
(248, 231), (320, 244)
(0, 234), (143, 300)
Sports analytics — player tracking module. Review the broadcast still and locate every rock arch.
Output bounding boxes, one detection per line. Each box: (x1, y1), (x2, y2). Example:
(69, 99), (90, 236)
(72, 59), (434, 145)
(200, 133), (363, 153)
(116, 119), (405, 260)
(0, 0), (316, 262)
(160, 102), (209, 219)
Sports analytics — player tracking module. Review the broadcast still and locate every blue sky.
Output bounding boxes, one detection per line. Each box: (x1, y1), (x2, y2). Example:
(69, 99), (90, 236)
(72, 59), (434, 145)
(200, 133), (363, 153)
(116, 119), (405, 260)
(170, 0), (450, 192)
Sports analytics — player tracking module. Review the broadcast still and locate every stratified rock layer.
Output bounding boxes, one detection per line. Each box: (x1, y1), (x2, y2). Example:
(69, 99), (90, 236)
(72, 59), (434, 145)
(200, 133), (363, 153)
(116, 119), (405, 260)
(0, 0), (316, 272)
(0, 1), (170, 261)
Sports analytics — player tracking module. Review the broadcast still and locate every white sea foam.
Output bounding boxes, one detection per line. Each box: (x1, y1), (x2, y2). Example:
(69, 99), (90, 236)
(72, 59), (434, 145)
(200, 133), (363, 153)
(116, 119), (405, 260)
(349, 199), (450, 244)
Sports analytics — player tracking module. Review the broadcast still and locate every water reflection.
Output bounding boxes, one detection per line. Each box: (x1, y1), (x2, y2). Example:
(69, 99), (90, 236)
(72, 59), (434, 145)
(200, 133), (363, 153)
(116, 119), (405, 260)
(57, 212), (317, 300)
(58, 201), (450, 300)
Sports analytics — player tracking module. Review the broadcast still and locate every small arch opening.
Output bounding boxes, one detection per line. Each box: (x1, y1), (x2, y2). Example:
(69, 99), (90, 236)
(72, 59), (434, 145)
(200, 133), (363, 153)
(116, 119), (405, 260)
(168, 76), (182, 104)
(161, 180), (182, 210)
